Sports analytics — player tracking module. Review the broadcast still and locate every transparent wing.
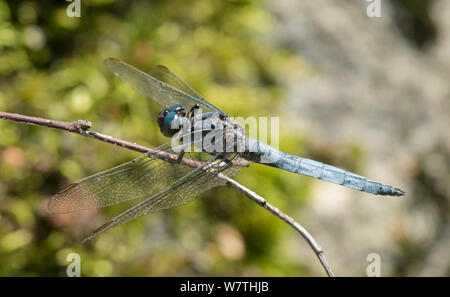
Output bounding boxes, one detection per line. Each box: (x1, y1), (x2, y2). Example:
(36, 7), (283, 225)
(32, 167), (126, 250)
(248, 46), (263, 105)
(104, 58), (226, 115)
(82, 152), (241, 242)
(48, 155), (181, 214)
(148, 65), (203, 99)
(48, 133), (236, 214)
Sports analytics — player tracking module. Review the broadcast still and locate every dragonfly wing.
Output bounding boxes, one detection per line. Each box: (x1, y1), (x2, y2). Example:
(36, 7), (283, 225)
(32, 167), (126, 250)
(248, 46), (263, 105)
(104, 58), (226, 115)
(49, 155), (165, 213)
(148, 65), (203, 99)
(82, 153), (240, 242)
(49, 137), (214, 214)
(48, 153), (181, 214)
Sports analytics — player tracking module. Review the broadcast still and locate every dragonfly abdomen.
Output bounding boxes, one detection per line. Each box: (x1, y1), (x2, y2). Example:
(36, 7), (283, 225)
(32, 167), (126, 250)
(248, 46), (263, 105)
(243, 139), (405, 197)
(291, 157), (404, 196)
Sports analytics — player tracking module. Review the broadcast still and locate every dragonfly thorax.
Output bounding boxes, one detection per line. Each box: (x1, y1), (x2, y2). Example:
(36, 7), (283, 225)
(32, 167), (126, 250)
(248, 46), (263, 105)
(157, 104), (187, 137)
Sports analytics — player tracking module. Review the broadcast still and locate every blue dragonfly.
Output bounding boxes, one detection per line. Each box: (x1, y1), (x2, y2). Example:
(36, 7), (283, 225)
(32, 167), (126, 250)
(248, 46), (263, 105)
(49, 58), (405, 242)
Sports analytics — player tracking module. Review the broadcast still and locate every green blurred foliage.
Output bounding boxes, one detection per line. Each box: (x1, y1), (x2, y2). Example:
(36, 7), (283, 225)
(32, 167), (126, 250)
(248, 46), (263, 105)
(0, 0), (366, 276)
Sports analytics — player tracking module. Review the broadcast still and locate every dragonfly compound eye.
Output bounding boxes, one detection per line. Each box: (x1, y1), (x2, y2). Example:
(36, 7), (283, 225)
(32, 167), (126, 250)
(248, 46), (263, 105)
(158, 109), (185, 138)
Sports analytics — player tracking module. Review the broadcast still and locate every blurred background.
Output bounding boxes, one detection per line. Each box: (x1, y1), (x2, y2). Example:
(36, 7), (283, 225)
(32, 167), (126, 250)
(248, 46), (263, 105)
(0, 0), (449, 276)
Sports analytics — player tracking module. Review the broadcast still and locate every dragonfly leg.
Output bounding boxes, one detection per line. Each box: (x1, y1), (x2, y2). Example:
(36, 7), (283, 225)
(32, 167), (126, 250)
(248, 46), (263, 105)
(188, 104), (200, 119)
(176, 149), (185, 164)
(218, 155), (235, 168)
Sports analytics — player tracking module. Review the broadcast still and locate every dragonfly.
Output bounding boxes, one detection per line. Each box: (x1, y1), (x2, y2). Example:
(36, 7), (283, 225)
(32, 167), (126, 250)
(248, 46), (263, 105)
(49, 58), (405, 243)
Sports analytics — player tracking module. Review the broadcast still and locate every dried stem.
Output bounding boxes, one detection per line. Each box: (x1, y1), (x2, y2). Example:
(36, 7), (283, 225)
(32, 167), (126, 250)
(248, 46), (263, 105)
(222, 175), (334, 276)
(0, 110), (334, 276)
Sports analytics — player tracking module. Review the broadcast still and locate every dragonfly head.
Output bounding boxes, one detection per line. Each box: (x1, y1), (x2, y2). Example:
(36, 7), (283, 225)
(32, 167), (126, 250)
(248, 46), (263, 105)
(157, 104), (187, 137)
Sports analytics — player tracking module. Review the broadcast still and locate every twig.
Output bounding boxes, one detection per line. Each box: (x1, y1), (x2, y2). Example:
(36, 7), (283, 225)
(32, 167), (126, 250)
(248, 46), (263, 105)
(0, 111), (334, 276)
(222, 175), (334, 276)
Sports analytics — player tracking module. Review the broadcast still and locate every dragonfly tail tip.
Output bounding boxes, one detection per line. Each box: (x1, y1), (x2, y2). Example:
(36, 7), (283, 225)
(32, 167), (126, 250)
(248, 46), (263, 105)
(394, 188), (406, 197)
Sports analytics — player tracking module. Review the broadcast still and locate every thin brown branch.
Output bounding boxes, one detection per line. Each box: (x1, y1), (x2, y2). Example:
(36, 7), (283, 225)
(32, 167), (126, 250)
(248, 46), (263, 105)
(0, 110), (334, 276)
(0, 111), (245, 169)
(222, 175), (334, 276)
